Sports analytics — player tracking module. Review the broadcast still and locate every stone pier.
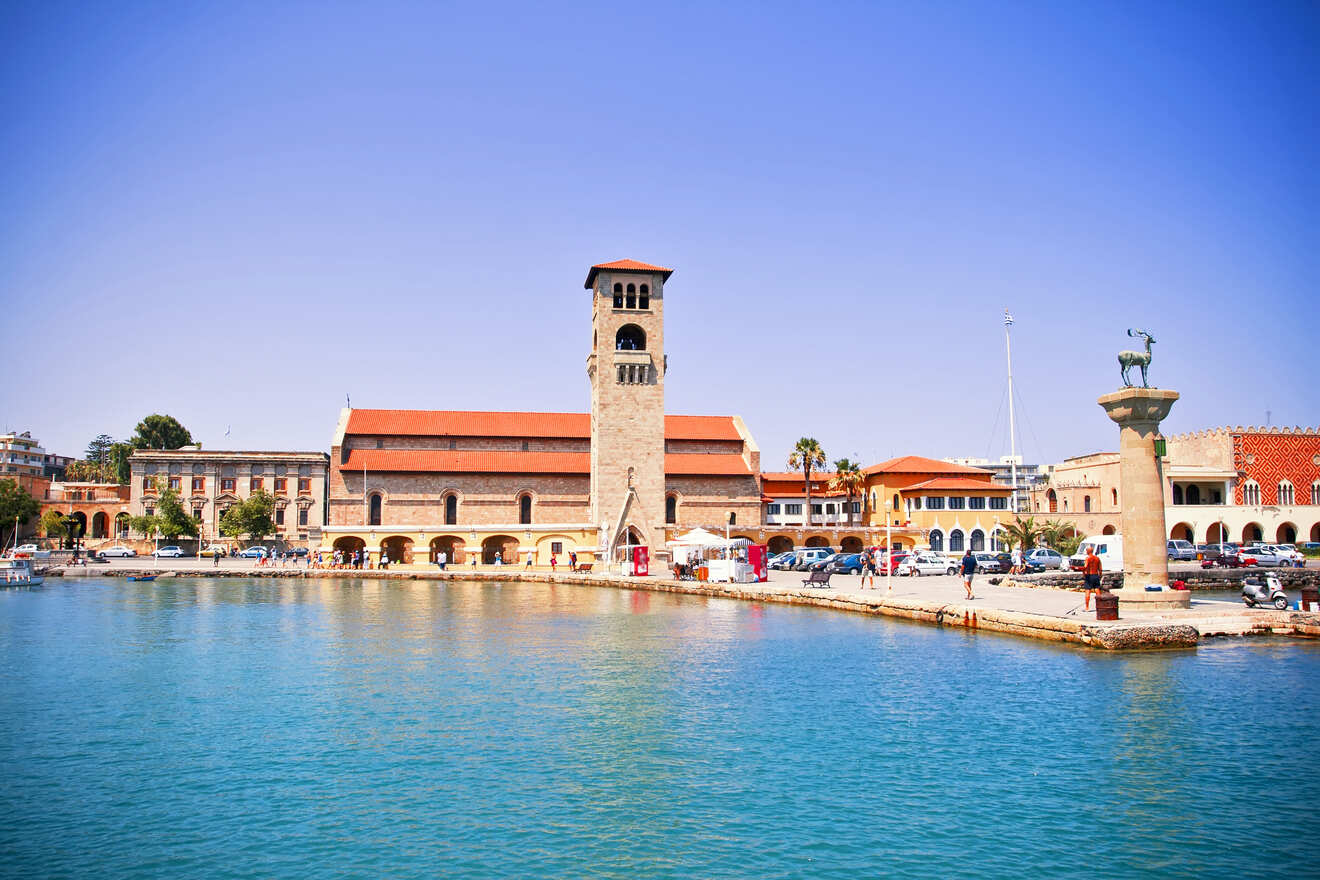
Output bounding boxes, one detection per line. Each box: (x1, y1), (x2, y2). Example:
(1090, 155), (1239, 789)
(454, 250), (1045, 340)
(1098, 387), (1188, 609)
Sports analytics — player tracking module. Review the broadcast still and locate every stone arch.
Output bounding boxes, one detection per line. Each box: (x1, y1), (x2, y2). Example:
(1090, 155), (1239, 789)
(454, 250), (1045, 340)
(91, 511), (109, 539)
(767, 535), (794, 554)
(1276, 522), (1297, 544)
(804, 535), (830, 548)
(1101, 524), (1117, 535)
(840, 535), (863, 553)
(430, 535), (465, 564)
(1241, 522), (1263, 543)
(71, 511), (87, 538)
(333, 536), (365, 556)
(1169, 522), (1195, 542)
(615, 324), (646, 351)
(114, 512), (130, 538)
(482, 534), (519, 564)
(534, 534), (575, 562)
(1206, 522), (1228, 544)
(1311, 523), (1320, 543)
(380, 535), (414, 564)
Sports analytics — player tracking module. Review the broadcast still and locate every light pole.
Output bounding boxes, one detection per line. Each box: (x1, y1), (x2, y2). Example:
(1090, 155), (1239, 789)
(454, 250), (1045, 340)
(885, 500), (893, 593)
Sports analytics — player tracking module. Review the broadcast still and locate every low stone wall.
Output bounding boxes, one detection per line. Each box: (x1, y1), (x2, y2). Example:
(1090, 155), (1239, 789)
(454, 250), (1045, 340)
(991, 569), (1320, 591)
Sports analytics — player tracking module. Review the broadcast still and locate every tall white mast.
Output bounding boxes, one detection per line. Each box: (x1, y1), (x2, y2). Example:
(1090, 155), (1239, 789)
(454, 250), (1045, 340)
(1004, 309), (1019, 513)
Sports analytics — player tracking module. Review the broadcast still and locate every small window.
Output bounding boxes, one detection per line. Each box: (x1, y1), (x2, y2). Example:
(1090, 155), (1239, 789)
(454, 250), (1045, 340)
(969, 497), (986, 510)
(521, 441), (529, 451)
(250, 478), (263, 492)
(615, 324), (646, 351)
(274, 478), (287, 494)
(1083, 495), (1092, 512)
(298, 507), (308, 526)
(519, 494), (532, 525)
(191, 477), (205, 492)
(168, 477), (181, 490)
(786, 503), (802, 515)
(275, 507), (285, 526)
(728, 512), (736, 525)
(613, 283), (623, 308)
(926, 497), (944, 510)
(551, 541), (563, 555)
(989, 496), (1007, 510)
(625, 283), (636, 309)
(193, 508), (203, 520)
(142, 477), (154, 491)
(948, 497), (965, 510)
(930, 530), (944, 552)
(949, 530), (965, 552)
(811, 504), (822, 514)
(298, 478), (311, 493)
(445, 494), (457, 525)
(368, 493), (382, 526)
(221, 478), (236, 492)
(666, 495), (677, 523)
(766, 503), (781, 515)
(145, 507), (154, 518)
(639, 284), (649, 309)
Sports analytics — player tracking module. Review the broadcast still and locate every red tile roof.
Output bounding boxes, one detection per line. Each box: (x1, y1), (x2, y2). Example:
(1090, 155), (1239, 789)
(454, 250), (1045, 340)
(759, 471), (832, 484)
(863, 455), (991, 476)
(903, 477), (1008, 492)
(341, 449), (750, 476)
(584, 259), (674, 288)
(345, 409), (738, 441)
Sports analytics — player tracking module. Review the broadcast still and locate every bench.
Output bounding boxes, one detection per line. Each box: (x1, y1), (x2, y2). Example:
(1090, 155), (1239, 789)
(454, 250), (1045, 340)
(802, 569), (832, 588)
(574, 563), (593, 573)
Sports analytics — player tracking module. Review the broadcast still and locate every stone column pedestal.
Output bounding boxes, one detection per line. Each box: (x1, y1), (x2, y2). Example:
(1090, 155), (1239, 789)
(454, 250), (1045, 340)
(1097, 387), (1189, 609)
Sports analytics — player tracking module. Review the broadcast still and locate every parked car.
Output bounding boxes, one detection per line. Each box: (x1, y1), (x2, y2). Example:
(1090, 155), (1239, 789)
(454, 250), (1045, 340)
(1069, 536), (1124, 572)
(1245, 547), (1287, 567)
(792, 548), (834, 571)
(153, 546), (186, 558)
(810, 552), (849, 572)
(824, 553), (864, 575)
(876, 551), (911, 574)
(897, 552), (958, 577)
(11, 544), (52, 559)
(973, 552), (1004, 573)
(1167, 539), (1197, 561)
(289, 547), (309, 558)
(97, 545), (138, 558)
(1024, 548), (1068, 571)
(237, 546), (269, 559)
(197, 545), (228, 558)
(769, 552), (797, 571)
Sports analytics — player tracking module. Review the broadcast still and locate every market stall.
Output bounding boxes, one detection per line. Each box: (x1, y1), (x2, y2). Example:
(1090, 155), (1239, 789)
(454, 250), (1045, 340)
(666, 528), (759, 583)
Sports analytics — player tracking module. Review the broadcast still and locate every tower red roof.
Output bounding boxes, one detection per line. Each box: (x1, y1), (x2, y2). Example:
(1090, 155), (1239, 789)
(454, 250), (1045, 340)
(584, 259), (674, 288)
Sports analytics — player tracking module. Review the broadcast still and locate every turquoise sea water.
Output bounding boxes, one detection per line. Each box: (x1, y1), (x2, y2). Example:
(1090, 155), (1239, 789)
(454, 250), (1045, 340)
(1, 578), (1317, 879)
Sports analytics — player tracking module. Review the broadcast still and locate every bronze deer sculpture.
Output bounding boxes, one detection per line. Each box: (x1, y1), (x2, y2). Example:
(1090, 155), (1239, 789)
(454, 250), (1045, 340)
(1118, 329), (1155, 388)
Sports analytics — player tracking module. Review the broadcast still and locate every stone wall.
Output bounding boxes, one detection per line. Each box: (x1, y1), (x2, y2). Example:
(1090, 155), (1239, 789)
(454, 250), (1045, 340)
(330, 471), (591, 526)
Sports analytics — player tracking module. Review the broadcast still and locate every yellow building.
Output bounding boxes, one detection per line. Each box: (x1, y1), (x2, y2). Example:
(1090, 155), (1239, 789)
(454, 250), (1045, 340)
(861, 456), (1013, 553)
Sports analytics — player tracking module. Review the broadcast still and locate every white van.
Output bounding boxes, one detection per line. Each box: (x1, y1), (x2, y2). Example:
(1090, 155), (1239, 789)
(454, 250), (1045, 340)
(793, 547), (834, 570)
(1070, 535), (1124, 572)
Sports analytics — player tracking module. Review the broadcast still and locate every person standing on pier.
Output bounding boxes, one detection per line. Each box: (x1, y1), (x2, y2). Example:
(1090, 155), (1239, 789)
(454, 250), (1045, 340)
(960, 548), (976, 600)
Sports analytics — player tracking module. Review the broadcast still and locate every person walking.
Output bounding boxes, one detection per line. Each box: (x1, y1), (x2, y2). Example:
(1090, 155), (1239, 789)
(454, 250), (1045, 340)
(1011, 545), (1023, 575)
(525, 549), (533, 569)
(550, 553), (557, 572)
(1082, 545), (1102, 606)
(437, 550), (447, 571)
(569, 550), (577, 571)
(960, 547), (977, 600)
(860, 548), (875, 588)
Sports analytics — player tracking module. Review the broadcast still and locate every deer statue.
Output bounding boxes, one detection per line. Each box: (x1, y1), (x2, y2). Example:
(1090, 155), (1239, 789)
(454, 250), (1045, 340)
(1118, 328), (1155, 388)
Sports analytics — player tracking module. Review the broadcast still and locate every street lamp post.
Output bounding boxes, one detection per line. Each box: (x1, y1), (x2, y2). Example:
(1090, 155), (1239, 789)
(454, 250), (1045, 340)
(885, 500), (893, 593)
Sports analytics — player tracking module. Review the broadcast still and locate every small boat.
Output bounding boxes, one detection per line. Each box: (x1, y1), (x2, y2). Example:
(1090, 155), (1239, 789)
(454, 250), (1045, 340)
(126, 574), (158, 582)
(0, 557), (43, 587)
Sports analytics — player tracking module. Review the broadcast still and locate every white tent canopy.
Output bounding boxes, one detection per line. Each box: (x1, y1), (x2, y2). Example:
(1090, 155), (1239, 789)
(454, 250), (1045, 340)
(666, 528), (748, 550)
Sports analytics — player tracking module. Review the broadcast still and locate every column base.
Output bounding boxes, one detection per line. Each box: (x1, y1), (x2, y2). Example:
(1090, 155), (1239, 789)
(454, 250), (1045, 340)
(1110, 587), (1191, 610)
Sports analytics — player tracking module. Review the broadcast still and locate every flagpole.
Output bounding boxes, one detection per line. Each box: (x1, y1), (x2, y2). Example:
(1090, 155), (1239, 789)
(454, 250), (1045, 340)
(1004, 309), (1019, 513)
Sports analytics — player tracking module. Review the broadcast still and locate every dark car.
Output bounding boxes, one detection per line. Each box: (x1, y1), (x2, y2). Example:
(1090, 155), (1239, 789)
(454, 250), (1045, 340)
(973, 552), (1004, 573)
(809, 552), (848, 572)
(769, 552), (797, 571)
(824, 553), (864, 575)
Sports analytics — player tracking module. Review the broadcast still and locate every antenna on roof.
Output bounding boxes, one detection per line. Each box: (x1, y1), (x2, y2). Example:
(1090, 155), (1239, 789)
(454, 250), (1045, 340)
(346, 394), (351, 409)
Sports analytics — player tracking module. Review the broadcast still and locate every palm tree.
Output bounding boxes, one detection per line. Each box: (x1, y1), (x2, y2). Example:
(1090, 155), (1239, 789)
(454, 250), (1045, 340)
(1001, 515), (1043, 551)
(1041, 519), (1083, 556)
(829, 458), (864, 527)
(788, 438), (827, 527)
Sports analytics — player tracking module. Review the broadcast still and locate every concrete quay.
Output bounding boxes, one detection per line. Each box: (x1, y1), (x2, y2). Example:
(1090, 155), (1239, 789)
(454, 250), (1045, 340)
(45, 560), (1320, 651)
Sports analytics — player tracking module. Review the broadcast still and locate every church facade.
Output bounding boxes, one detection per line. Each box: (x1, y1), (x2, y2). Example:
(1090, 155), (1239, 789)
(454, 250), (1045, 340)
(319, 260), (762, 566)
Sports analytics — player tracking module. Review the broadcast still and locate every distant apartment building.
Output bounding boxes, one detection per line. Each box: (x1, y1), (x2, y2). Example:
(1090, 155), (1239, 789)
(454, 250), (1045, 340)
(43, 452), (75, 481)
(0, 432), (47, 478)
(128, 448), (330, 547)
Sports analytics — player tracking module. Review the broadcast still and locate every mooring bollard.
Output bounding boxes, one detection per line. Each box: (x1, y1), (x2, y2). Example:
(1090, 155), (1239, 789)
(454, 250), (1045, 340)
(1095, 591), (1119, 621)
(1301, 587), (1319, 613)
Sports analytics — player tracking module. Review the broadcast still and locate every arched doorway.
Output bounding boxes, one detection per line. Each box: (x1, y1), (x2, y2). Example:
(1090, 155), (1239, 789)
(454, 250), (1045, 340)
(430, 536), (465, 564)
(1276, 523), (1297, 544)
(1046, 489), (1057, 513)
(1206, 523), (1227, 544)
(1101, 524), (1117, 535)
(91, 511), (109, 539)
(482, 535), (519, 564)
(1241, 523), (1263, 544)
(805, 535), (829, 548)
(840, 536), (863, 553)
(381, 535), (414, 564)
(767, 535), (794, 555)
(333, 536), (365, 557)
(114, 512), (130, 538)
(1170, 523), (1194, 542)
(71, 511), (87, 538)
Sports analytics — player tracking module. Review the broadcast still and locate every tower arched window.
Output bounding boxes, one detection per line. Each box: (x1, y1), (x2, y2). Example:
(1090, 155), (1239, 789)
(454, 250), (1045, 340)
(613, 283), (623, 308)
(445, 493), (457, 525)
(638, 284), (649, 309)
(368, 492), (382, 526)
(625, 283), (636, 309)
(519, 494), (532, 525)
(665, 494), (677, 524)
(1244, 480), (1260, 506)
(615, 324), (646, 351)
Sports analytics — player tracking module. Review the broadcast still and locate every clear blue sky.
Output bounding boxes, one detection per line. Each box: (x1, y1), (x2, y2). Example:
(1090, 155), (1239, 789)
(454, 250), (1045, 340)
(3, 1), (1316, 468)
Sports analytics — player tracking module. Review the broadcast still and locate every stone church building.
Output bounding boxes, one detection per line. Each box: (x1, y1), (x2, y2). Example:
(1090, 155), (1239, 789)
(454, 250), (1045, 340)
(320, 260), (762, 566)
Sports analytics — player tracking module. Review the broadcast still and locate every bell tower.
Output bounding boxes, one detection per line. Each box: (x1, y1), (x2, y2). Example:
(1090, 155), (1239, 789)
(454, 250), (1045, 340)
(585, 259), (672, 560)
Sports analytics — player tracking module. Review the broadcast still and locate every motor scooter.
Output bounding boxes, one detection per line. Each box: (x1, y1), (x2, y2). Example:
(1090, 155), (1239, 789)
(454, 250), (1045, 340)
(1242, 571), (1289, 609)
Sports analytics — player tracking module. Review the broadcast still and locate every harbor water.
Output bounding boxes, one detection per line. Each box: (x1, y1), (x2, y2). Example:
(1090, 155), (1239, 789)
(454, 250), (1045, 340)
(1, 577), (1317, 879)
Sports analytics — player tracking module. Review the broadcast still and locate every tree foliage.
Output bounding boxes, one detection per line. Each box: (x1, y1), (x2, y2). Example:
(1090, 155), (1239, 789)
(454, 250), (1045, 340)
(40, 508), (68, 539)
(107, 442), (133, 484)
(154, 488), (198, 540)
(0, 479), (41, 549)
(1000, 516), (1043, 551)
(85, 434), (115, 467)
(788, 438), (827, 527)
(219, 490), (275, 543)
(130, 414), (195, 451)
(1042, 520), (1084, 557)
(829, 458), (864, 527)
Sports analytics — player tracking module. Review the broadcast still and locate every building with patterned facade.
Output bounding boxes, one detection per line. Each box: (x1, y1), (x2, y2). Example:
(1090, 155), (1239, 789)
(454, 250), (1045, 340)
(319, 260), (763, 567)
(1028, 426), (1320, 546)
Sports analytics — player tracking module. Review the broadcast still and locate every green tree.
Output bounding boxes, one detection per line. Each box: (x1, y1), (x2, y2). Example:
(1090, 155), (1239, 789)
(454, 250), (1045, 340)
(828, 458), (864, 527)
(64, 460), (100, 482)
(219, 490), (275, 543)
(40, 508), (68, 541)
(1042, 520), (1084, 556)
(154, 488), (198, 540)
(0, 479), (41, 549)
(131, 414), (195, 451)
(1001, 516), (1043, 551)
(85, 433), (114, 468)
(788, 438), (827, 527)
(107, 442), (133, 484)
(129, 514), (159, 539)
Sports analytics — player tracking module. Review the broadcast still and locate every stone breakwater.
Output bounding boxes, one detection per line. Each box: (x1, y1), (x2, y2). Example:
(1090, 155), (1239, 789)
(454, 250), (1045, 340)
(990, 569), (1320, 591)
(44, 566), (1239, 651)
